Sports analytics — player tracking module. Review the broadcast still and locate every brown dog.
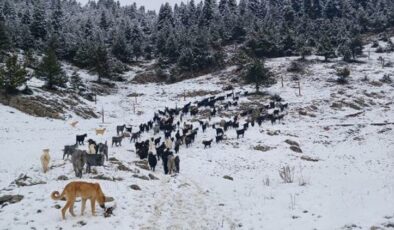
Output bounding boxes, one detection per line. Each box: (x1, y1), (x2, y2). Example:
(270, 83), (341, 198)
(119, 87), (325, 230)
(95, 128), (106, 135)
(51, 181), (106, 220)
(40, 149), (51, 173)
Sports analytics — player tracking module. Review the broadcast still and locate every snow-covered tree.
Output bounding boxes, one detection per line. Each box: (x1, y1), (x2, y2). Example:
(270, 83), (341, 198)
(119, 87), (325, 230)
(0, 55), (27, 94)
(35, 47), (67, 89)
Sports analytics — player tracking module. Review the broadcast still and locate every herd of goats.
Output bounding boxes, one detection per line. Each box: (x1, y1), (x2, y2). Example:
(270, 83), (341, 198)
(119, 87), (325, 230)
(61, 91), (289, 178)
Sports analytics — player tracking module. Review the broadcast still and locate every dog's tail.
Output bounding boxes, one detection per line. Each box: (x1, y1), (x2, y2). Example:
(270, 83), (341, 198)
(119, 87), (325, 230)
(51, 190), (66, 200)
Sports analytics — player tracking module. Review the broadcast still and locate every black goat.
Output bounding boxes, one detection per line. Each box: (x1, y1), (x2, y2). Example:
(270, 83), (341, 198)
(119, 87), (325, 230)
(63, 144), (77, 159)
(202, 139), (213, 148)
(76, 134), (87, 145)
(216, 128), (224, 136)
(236, 129), (245, 139)
(116, 124), (126, 135)
(216, 135), (224, 143)
(112, 136), (123, 147)
(148, 153), (157, 171)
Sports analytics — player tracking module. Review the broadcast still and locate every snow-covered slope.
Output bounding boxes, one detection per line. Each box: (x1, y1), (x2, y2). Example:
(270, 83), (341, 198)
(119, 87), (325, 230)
(0, 48), (393, 230)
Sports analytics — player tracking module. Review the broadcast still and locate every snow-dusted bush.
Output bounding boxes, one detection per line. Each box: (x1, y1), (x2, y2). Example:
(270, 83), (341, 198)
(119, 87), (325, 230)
(336, 67), (351, 84)
(380, 74), (392, 84)
(279, 166), (295, 183)
(287, 61), (305, 73)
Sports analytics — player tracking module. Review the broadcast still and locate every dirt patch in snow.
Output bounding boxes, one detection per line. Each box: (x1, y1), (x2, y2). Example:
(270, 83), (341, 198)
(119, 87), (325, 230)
(0, 92), (98, 120)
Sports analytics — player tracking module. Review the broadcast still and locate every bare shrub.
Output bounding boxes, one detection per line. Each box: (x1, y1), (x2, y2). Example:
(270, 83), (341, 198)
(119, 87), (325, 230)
(287, 61), (305, 73)
(263, 176), (270, 186)
(380, 74), (392, 83)
(336, 67), (351, 84)
(298, 165), (309, 186)
(279, 166), (295, 183)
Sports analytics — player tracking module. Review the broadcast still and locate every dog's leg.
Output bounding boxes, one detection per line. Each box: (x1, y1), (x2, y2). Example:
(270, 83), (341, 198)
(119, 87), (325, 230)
(90, 198), (96, 216)
(62, 200), (73, 220)
(81, 198), (87, 216)
(68, 197), (77, 217)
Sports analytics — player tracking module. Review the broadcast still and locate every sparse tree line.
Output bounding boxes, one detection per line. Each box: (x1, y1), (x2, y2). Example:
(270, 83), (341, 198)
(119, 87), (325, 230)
(0, 0), (394, 94)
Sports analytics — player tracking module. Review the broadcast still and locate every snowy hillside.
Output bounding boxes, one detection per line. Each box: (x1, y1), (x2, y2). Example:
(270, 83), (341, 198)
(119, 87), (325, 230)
(0, 43), (394, 230)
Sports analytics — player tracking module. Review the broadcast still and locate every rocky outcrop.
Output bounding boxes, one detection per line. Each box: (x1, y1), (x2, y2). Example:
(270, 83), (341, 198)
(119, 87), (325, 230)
(0, 92), (98, 120)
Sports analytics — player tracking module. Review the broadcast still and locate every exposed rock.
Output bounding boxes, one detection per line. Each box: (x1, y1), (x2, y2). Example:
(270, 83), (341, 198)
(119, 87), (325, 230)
(132, 71), (159, 84)
(0, 95), (63, 119)
(91, 175), (123, 181)
(0, 195), (24, 205)
(54, 204), (61, 209)
(132, 174), (149, 181)
(0, 93), (98, 120)
(345, 111), (364, 118)
(222, 85), (234, 91)
(253, 145), (275, 152)
(127, 93), (144, 97)
(370, 81), (383, 87)
(57, 175), (68, 181)
(134, 161), (150, 171)
(301, 156), (319, 162)
(148, 174), (159, 180)
(266, 130), (280, 136)
(12, 174), (46, 187)
(223, 175), (233, 181)
(331, 102), (343, 109)
(384, 222), (394, 228)
(178, 183), (190, 188)
(177, 90), (221, 98)
(378, 128), (392, 134)
(290, 146), (303, 153)
(108, 157), (119, 162)
(77, 221), (87, 226)
(285, 139), (300, 147)
(298, 110), (308, 116)
(130, 185), (141, 191)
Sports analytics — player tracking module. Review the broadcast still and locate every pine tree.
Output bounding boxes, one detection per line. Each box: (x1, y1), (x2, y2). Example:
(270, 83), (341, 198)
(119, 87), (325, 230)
(0, 20), (10, 55)
(310, 0), (322, 19)
(70, 71), (85, 93)
(303, 0), (312, 17)
(218, 0), (227, 15)
(199, 0), (216, 27)
(84, 18), (94, 40)
(177, 46), (194, 71)
(227, 0), (237, 14)
(21, 9), (31, 25)
(130, 24), (143, 61)
(51, 0), (63, 35)
(93, 44), (111, 82)
(112, 34), (130, 62)
(74, 42), (95, 68)
(317, 20), (337, 61)
(165, 31), (179, 62)
(157, 3), (174, 31)
(0, 55), (28, 94)
(35, 47), (67, 89)
(30, 1), (47, 40)
(245, 59), (274, 93)
(99, 11), (109, 31)
(23, 49), (37, 69)
(324, 0), (341, 19)
(349, 34), (363, 60)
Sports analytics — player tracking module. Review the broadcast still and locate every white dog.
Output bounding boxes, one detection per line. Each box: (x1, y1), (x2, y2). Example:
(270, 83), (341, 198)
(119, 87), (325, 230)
(40, 149), (51, 173)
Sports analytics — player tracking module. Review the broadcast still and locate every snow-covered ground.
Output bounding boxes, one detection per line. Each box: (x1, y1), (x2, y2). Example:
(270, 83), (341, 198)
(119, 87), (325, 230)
(0, 46), (394, 230)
